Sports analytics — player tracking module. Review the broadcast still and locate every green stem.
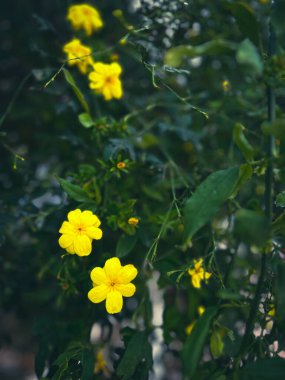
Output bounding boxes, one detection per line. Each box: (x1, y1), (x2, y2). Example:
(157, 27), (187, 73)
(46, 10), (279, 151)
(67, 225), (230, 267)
(238, 12), (275, 361)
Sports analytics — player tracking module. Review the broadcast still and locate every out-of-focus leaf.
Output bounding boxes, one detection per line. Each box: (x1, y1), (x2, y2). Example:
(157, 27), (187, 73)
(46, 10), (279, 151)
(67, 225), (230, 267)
(234, 209), (270, 246)
(233, 123), (255, 162)
(63, 69), (90, 113)
(226, 2), (260, 46)
(164, 39), (238, 67)
(182, 307), (218, 378)
(78, 113), (94, 128)
(276, 192), (285, 208)
(230, 164), (253, 198)
(116, 331), (153, 380)
(58, 177), (90, 202)
(210, 330), (224, 359)
(116, 234), (138, 258)
(183, 167), (239, 242)
(261, 119), (285, 139)
(236, 39), (263, 75)
(237, 357), (285, 379)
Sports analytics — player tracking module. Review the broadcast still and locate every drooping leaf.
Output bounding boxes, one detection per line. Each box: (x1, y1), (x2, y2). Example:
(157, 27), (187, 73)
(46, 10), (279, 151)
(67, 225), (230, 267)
(58, 177), (90, 202)
(63, 69), (90, 113)
(183, 167), (240, 242)
(233, 123), (255, 162)
(236, 39), (263, 75)
(182, 306), (218, 378)
(116, 331), (153, 380)
(210, 329), (224, 359)
(226, 2), (260, 46)
(164, 39), (238, 67)
(116, 234), (138, 258)
(78, 113), (94, 128)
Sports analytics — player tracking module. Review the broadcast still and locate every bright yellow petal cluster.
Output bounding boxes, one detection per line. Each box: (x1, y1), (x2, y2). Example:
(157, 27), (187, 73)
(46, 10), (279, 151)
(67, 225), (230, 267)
(88, 257), (138, 314)
(188, 258), (212, 289)
(128, 217), (139, 226)
(63, 39), (93, 74)
(58, 209), (103, 256)
(94, 351), (108, 375)
(67, 4), (103, 36)
(89, 62), (123, 101)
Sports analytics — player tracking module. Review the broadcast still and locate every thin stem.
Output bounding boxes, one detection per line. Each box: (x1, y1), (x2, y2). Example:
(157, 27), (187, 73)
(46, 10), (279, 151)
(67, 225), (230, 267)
(238, 11), (275, 361)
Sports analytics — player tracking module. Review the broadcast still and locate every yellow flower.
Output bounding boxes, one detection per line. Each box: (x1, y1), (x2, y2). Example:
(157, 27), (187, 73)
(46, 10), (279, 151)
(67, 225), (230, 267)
(128, 217), (139, 226)
(268, 305), (275, 317)
(89, 62), (123, 101)
(188, 259), (212, 288)
(222, 80), (230, 92)
(67, 4), (103, 36)
(88, 257), (138, 314)
(94, 351), (107, 375)
(58, 209), (103, 256)
(117, 161), (126, 169)
(63, 39), (93, 75)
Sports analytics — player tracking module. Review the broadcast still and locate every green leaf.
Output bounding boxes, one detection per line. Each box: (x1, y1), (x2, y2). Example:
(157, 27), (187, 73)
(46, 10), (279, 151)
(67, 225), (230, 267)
(81, 349), (94, 380)
(63, 69), (90, 113)
(210, 330), (224, 359)
(276, 192), (285, 207)
(226, 2), (260, 46)
(116, 234), (138, 258)
(78, 113), (94, 128)
(236, 39), (263, 75)
(164, 39), (238, 67)
(182, 306), (218, 378)
(261, 119), (285, 139)
(230, 164), (253, 198)
(183, 167), (240, 242)
(234, 209), (270, 246)
(116, 331), (153, 380)
(237, 358), (285, 380)
(58, 177), (90, 202)
(233, 123), (255, 162)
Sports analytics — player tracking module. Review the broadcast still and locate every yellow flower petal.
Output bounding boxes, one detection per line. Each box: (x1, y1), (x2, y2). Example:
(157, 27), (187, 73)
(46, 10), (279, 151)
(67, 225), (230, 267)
(65, 244), (75, 254)
(106, 290), (123, 314)
(119, 264), (138, 283)
(73, 235), (92, 256)
(91, 267), (107, 285)
(116, 283), (136, 297)
(81, 210), (101, 227)
(59, 221), (74, 234)
(85, 226), (103, 240)
(67, 209), (82, 225)
(59, 234), (74, 249)
(192, 274), (201, 288)
(88, 284), (109, 303)
(104, 257), (122, 279)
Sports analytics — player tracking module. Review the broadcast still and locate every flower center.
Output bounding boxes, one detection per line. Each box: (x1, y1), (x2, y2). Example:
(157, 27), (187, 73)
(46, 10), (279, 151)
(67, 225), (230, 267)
(76, 224), (85, 234)
(105, 75), (115, 85)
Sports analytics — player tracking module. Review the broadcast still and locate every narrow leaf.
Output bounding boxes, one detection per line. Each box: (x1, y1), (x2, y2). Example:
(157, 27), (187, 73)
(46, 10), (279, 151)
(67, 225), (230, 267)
(182, 306), (218, 378)
(233, 123), (255, 162)
(63, 69), (90, 113)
